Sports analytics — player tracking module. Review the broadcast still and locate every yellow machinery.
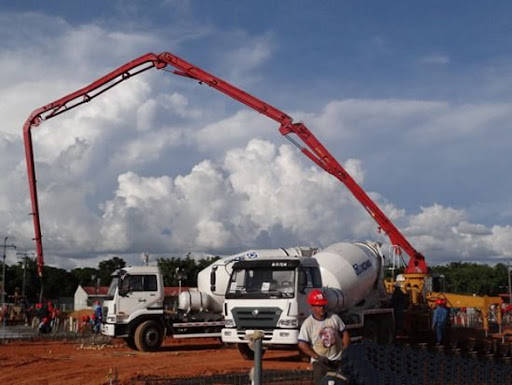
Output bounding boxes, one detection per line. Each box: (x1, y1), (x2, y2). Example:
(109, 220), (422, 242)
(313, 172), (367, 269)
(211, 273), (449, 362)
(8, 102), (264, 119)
(385, 274), (503, 336)
(426, 291), (502, 335)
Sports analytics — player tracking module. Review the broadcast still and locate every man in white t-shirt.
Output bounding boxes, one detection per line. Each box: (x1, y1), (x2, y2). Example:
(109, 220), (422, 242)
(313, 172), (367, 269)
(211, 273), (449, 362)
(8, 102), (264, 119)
(298, 289), (350, 385)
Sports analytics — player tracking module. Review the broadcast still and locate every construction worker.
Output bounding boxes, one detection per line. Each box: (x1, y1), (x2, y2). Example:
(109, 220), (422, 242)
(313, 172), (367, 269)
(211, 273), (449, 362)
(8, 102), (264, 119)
(36, 301), (51, 334)
(432, 298), (449, 345)
(298, 289), (350, 385)
(92, 300), (102, 333)
(391, 283), (409, 336)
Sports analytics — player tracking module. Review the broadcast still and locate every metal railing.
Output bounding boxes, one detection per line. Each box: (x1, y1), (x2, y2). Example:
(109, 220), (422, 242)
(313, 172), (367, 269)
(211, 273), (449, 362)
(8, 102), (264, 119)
(127, 340), (512, 385)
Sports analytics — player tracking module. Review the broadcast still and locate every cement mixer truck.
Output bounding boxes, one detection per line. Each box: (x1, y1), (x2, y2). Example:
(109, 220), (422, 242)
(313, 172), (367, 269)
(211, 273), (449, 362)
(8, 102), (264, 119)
(101, 246), (317, 351)
(221, 241), (394, 359)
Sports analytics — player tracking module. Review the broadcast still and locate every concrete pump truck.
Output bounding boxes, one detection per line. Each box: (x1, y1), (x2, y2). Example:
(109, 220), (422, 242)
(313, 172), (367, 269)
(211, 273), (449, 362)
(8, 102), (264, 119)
(23, 51), (436, 352)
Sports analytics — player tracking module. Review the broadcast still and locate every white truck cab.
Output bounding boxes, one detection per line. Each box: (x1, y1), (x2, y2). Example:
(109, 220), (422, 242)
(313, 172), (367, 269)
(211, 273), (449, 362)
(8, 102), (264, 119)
(221, 252), (322, 358)
(101, 265), (166, 350)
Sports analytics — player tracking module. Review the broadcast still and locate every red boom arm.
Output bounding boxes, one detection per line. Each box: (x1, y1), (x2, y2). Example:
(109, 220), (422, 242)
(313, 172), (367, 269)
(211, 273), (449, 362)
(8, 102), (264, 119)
(23, 51), (427, 277)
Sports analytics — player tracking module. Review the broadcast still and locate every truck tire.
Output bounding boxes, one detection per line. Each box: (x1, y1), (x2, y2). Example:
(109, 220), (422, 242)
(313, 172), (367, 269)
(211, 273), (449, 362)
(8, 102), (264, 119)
(124, 335), (136, 350)
(237, 343), (266, 360)
(134, 320), (164, 352)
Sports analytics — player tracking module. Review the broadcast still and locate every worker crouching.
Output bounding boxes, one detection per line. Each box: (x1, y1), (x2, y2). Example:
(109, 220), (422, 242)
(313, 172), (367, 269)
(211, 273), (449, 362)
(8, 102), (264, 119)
(298, 289), (351, 385)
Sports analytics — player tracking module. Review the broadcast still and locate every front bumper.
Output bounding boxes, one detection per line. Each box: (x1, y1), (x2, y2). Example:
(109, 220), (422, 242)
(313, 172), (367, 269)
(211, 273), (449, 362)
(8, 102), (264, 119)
(101, 322), (128, 338)
(221, 328), (299, 345)
(101, 323), (116, 337)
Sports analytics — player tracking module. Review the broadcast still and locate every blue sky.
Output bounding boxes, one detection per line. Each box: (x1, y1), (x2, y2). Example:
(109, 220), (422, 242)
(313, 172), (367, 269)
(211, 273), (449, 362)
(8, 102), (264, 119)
(0, 1), (511, 268)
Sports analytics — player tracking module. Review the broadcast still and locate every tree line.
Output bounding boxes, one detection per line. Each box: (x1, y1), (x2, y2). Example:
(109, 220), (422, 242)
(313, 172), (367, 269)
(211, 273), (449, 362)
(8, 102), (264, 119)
(1, 257), (509, 304)
(1, 255), (218, 303)
(430, 262), (510, 296)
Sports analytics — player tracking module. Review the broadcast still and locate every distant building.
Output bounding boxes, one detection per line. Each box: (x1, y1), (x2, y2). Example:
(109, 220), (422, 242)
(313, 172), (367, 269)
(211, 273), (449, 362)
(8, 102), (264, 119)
(74, 285), (109, 311)
(164, 286), (192, 310)
(164, 287), (191, 297)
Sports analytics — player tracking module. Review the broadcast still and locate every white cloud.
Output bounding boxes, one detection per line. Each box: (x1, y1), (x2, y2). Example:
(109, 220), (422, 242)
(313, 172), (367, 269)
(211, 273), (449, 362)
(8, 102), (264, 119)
(137, 99), (158, 132)
(309, 99), (445, 141)
(1, 10), (511, 271)
(225, 34), (273, 80)
(97, 139), (373, 254)
(216, 31), (275, 85)
(400, 205), (512, 263)
(161, 92), (203, 119)
(195, 110), (274, 153)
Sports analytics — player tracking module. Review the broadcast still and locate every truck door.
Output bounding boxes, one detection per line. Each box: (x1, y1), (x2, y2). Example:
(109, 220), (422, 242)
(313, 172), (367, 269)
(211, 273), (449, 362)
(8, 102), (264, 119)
(118, 274), (160, 315)
(297, 267), (323, 321)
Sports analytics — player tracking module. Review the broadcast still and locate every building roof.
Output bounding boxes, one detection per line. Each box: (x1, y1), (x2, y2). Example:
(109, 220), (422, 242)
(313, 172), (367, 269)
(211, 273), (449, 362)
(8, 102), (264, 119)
(82, 286), (109, 295)
(164, 287), (193, 297)
(80, 285), (196, 297)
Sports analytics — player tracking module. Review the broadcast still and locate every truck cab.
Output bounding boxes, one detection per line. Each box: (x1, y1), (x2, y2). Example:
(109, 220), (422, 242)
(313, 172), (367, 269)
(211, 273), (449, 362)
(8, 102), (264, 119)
(221, 253), (322, 357)
(101, 265), (166, 350)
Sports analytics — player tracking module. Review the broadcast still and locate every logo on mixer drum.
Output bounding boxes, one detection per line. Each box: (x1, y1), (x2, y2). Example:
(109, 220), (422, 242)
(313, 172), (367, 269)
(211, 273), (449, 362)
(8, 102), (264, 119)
(352, 259), (372, 275)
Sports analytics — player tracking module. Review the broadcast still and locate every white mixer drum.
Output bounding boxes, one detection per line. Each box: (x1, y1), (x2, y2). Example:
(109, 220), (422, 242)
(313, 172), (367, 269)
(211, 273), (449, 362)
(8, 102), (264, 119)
(314, 242), (380, 311)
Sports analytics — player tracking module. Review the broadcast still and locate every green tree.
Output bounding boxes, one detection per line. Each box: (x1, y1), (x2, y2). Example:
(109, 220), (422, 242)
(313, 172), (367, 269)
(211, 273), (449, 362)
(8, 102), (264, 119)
(5, 258), (40, 303)
(43, 265), (77, 299)
(430, 262), (509, 296)
(157, 256), (220, 287)
(98, 257), (126, 286)
(71, 267), (99, 287)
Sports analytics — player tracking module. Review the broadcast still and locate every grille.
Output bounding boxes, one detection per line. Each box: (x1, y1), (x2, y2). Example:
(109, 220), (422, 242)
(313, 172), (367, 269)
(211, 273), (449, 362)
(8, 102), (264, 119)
(236, 329), (274, 341)
(231, 307), (282, 329)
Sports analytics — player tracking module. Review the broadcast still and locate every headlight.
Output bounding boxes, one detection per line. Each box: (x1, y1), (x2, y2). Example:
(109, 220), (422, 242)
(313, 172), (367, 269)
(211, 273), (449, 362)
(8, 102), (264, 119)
(116, 313), (129, 322)
(224, 319), (235, 328)
(278, 318), (299, 328)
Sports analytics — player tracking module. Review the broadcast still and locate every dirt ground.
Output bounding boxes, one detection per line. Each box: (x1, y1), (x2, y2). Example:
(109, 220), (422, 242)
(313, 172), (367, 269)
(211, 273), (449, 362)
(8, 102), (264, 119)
(0, 337), (309, 385)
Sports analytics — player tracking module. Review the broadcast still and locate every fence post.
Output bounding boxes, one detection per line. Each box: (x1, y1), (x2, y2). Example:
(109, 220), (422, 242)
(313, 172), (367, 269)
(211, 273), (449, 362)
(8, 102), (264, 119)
(248, 330), (265, 385)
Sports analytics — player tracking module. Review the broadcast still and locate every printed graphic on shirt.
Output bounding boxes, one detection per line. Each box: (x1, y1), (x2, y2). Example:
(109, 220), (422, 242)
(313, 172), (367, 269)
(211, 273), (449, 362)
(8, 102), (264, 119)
(298, 313), (346, 361)
(313, 326), (338, 355)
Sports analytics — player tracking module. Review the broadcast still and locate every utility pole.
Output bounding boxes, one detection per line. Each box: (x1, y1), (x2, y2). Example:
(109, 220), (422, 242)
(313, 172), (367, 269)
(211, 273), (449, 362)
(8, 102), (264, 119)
(16, 252), (33, 299)
(2, 236), (16, 328)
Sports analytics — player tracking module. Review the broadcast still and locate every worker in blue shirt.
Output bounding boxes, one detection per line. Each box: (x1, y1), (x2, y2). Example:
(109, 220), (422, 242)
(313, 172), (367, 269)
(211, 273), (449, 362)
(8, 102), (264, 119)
(432, 298), (449, 345)
(92, 300), (103, 334)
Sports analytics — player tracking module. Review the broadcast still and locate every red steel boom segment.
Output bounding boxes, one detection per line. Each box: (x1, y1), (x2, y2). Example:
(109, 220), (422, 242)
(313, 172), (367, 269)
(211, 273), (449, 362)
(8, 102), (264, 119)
(23, 51), (427, 278)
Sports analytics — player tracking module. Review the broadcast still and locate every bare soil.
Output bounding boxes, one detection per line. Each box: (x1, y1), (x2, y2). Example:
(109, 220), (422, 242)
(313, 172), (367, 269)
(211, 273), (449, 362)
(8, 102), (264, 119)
(0, 337), (309, 385)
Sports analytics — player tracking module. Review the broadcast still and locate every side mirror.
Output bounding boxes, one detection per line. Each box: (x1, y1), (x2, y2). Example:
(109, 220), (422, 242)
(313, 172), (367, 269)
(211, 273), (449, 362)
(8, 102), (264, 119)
(119, 274), (129, 296)
(210, 266), (217, 292)
(298, 270), (307, 294)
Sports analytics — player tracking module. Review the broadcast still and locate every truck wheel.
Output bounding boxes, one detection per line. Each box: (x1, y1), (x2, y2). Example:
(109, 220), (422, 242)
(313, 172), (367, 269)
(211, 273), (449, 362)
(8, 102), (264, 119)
(237, 343), (266, 360)
(134, 320), (164, 352)
(124, 336), (136, 350)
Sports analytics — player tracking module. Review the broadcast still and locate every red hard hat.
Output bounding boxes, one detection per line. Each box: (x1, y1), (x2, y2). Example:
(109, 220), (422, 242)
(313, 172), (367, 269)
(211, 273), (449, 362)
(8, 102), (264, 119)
(308, 289), (328, 306)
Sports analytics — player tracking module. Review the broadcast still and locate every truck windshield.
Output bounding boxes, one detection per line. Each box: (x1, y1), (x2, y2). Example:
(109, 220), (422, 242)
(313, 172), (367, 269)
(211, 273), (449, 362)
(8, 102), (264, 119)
(226, 267), (295, 299)
(107, 277), (119, 297)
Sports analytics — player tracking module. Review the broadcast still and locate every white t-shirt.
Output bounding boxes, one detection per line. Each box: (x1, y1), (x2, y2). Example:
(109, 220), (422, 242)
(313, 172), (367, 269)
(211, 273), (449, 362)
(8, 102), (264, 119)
(298, 313), (346, 361)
